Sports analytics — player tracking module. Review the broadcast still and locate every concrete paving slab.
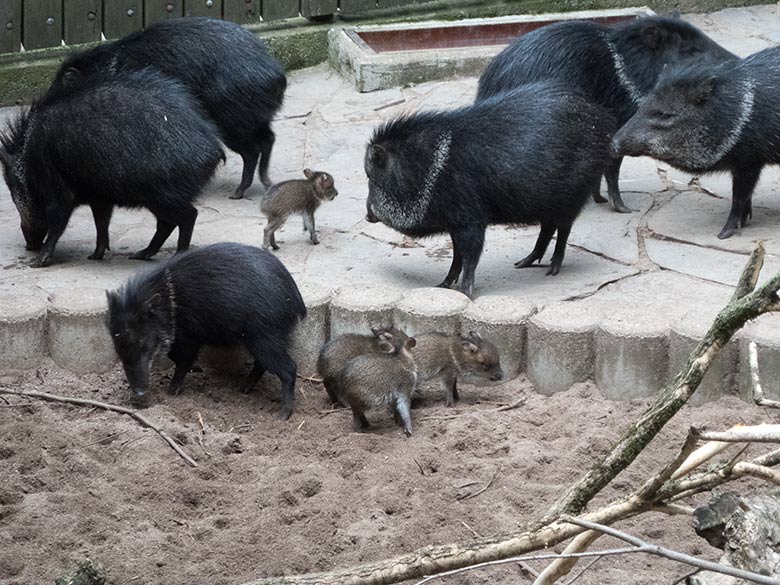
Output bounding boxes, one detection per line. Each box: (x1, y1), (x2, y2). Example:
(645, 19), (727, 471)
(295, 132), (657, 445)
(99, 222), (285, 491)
(2, 6), (780, 407)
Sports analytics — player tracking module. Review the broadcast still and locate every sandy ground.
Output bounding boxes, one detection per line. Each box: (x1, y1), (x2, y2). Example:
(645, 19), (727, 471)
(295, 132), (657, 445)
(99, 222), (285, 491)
(0, 361), (777, 585)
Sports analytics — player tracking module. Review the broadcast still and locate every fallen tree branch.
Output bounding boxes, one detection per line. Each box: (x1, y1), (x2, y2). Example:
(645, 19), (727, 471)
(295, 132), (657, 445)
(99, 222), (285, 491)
(731, 462), (780, 485)
(750, 341), (780, 408)
(532, 530), (602, 585)
(561, 516), (780, 585)
(0, 389), (197, 467)
(696, 426), (780, 443)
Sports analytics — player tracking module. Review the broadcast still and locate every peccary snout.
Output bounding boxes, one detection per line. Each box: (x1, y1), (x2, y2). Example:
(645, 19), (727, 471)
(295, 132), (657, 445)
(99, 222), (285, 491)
(490, 370), (504, 382)
(611, 123), (648, 159)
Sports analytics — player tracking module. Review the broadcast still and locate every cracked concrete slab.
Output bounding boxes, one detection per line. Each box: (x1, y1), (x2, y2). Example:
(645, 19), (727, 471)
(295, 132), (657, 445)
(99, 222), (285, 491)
(2, 6), (780, 406)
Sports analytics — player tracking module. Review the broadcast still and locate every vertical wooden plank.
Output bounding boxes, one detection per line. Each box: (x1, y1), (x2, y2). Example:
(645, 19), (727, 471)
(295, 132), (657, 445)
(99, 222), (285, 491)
(339, 0), (377, 16)
(261, 0), (299, 21)
(184, 0), (223, 17)
(103, 1), (143, 39)
(144, 1), (184, 25)
(301, 0), (336, 18)
(0, 0), (22, 54)
(224, 0), (258, 23)
(23, 0), (63, 50)
(64, 1), (103, 45)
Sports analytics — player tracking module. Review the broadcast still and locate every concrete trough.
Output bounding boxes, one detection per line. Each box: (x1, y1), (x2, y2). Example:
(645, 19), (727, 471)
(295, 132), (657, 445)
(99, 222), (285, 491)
(329, 7), (654, 92)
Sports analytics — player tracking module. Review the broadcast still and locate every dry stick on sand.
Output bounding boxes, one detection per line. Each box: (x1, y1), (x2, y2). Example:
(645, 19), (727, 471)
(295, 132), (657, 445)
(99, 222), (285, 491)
(560, 516), (780, 585)
(244, 242), (780, 585)
(0, 389), (198, 467)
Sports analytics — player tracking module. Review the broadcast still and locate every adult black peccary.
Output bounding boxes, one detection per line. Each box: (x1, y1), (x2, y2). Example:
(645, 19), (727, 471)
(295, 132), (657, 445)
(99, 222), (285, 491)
(476, 15), (736, 213)
(612, 46), (780, 239)
(0, 70), (224, 267)
(364, 82), (615, 298)
(48, 17), (286, 200)
(106, 243), (306, 420)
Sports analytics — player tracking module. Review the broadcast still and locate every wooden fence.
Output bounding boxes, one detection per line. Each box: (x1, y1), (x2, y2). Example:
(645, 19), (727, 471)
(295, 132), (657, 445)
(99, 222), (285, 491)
(0, 1), (421, 53)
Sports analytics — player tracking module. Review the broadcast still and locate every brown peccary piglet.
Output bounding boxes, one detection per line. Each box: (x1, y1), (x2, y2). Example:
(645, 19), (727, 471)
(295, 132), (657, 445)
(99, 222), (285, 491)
(317, 326), (403, 405)
(338, 333), (418, 436)
(261, 169), (338, 250)
(412, 332), (503, 407)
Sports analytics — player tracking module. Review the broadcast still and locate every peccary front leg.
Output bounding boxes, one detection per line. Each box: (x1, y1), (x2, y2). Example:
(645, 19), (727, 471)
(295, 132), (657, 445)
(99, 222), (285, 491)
(592, 180), (608, 204)
(352, 409), (370, 432)
(250, 345), (296, 420)
(88, 203), (113, 260)
(438, 238), (462, 288)
(441, 370), (458, 407)
(605, 157), (632, 214)
(239, 361), (266, 394)
(719, 166), (762, 239)
(452, 228), (485, 298)
(515, 223), (556, 270)
(168, 343), (199, 395)
(303, 211), (319, 245)
(231, 148), (261, 200)
(33, 205), (74, 268)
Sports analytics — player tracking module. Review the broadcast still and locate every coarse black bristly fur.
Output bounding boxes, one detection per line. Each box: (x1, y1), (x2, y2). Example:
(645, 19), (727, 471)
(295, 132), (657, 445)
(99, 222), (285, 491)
(365, 81), (616, 298)
(613, 45), (780, 240)
(107, 242), (306, 420)
(476, 15), (736, 213)
(2, 68), (225, 267)
(48, 17), (286, 199)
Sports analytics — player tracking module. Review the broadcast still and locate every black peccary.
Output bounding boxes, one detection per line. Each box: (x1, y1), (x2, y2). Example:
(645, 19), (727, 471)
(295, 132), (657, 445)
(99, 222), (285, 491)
(316, 326), (407, 405)
(106, 243), (306, 420)
(48, 17), (286, 200)
(477, 16), (736, 213)
(0, 70), (224, 267)
(261, 169), (338, 250)
(412, 332), (503, 407)
(364, 82), (616, 298)
(338, 334), (417, 436)
(613, 46), (780, 239)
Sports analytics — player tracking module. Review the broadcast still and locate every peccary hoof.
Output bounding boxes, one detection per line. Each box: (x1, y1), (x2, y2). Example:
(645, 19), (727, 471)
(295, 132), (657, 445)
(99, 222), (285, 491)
(87, 250), (107, 261)
(129, 250), (154, 261)
(546, 263), (561, 276)
(130, 391), (150, 408)
(30, 253), (52, 268)
(592, 192), (608, 204)
(278, 406), (293, 421)
(229, 191), (244, 200)
(611, 202), (633, 214)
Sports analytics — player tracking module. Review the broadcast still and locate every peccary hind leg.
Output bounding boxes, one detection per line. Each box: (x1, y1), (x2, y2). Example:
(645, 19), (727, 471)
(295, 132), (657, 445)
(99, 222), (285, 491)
(89, 203), (113, 260)
(232, 148), (261, 200)
(605, 157), (632, 214)
(515, 222), (556, 270)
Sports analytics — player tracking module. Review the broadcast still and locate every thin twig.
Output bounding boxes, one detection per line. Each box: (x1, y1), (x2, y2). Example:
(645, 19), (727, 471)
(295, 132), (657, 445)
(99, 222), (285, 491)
(495, 397), (528, 412)
(319, 407), (348, 417)
(113, 435), (148, 462)
(638, 429), (701, 500)
(563, 557), (602, 585)
(81, 429), (131, 447)
(414, 459), (426, 476)
(422, 397), (527, 422)
(197, 411), (212, 458)
(460, 520), (481, 539)
(297, 375), (323, 384)
(0, 389), (198, 467)
(457, 467), (499, 501)
(413, 547), (641, 585)
(750, 341), (780, 408)
(533, 530), (602, 585)
(561, 516), (780, 585)
(297, 420), (306, 431)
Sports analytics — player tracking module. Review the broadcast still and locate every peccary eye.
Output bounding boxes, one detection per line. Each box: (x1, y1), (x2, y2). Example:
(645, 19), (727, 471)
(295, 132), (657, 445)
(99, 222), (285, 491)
(652, 110), (676, 122)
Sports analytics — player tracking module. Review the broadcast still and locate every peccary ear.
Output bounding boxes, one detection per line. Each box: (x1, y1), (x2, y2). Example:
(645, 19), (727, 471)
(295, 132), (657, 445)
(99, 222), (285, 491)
(468, 330), (482, 343)
(666, 9), (681, 18)
(641, 25), (670, 49)
(461, 340), (479, 354)
(368, 144), (388, 170)
(690, 75), (717, 104)
(406, 337), (416, 349)
(62, 67), (82, 86)
(303, 168), (315, 180)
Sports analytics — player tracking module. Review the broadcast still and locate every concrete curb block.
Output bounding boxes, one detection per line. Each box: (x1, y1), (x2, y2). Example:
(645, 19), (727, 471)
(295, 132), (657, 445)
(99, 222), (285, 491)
(739, 314), (780, 402)
(669, 310), (739, 405)
(48, 288), (116, 374)
(3, 282), (778, 407)
(595, 314), (669, 400)
(330, 284), (404, 338)
(0, 287), (49, 370)
(526, 302), (600, 396)
(461, 295), (535, 380)
(291, 282), (333, 377)
(394, 287), (470, 337)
